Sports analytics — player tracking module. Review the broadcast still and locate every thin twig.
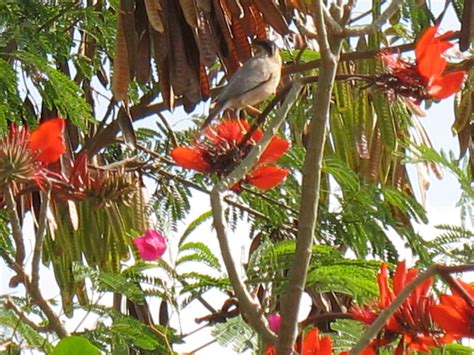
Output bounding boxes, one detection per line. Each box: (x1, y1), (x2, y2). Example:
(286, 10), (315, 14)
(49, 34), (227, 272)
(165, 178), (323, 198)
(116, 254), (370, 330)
(189, 338), (218, 353)
(4, 185), (25, 267)
(349, 0), (387, 24)
(4, 255), (68, 338)
(4, 299), (50, 332)
(133, 143), (298, 231)
(147, 166), (297, 229)
(343, 0), (405, 36)
(150, 324), (174, 354)
(31, 187), (51, 290)
(283, 31), (461, 76)
(210, 188), (277, 345)
(157, 112), (178, 147)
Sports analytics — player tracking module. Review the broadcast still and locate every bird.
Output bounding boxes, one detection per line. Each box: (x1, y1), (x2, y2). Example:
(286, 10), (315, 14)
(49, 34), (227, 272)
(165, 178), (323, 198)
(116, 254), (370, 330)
(201, 39), (282, 129)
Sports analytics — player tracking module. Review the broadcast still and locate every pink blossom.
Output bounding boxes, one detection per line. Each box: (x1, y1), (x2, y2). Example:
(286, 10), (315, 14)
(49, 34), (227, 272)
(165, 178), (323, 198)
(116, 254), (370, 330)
(267, 313), (281, 334)
(133, 229), (167, 261)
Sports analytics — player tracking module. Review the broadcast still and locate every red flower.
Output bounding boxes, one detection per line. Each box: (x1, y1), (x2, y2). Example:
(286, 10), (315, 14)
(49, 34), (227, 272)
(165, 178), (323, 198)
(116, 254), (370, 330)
(265, 327), (332, 355)
(265, 344), (276, 355)
(378, 26), (465, 103)
(0, 118), (65, 189)
(430, 279), (474, 339)
(171, 119), (290, 190)
(350, 261), (451, 354)
(170, 147), (209, 172)
(28, 118), (66, 164)
(300, 328), (332, 355)
(414, 26), (466, 100)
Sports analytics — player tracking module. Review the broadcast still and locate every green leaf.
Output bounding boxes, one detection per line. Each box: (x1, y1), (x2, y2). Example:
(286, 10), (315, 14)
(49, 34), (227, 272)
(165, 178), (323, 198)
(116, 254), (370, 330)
(51, 336), (100, 355)
(372, 91), (396, 153)
(178, 210), (212, 247)
(177, 241), (221, 271)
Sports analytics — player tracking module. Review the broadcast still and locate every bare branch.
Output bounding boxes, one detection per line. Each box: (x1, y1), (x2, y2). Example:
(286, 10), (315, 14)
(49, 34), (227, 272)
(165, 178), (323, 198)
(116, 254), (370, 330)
(343, 0), (405, 36)
(4, 298), (49, 332)
(156, 112), (178, 147)
(209, 82), (303, 345)
(277, 1), (344, 353)
(210, 187), (277, 344)
(31, 187), (51, 290)
(321, 3), (344, 35)
(4, 185), (25, 268)
(311, 1), (332, 59)
(4, 256), (68, 338)
(283, 31), (461, 75)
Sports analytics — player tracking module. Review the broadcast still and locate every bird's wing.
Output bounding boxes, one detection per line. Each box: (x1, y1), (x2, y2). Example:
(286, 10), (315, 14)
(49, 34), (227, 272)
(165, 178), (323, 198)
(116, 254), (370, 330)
(216, 57), (276, 104)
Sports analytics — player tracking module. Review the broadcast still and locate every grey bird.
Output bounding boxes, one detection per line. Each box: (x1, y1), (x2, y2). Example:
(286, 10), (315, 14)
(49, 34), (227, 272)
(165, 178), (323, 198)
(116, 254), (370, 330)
(202, 39), (282, 129)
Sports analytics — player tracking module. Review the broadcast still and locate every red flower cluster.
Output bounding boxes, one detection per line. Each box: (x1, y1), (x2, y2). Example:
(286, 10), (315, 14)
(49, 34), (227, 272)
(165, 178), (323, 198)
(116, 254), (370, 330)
(430, 279), (474, 339)
(171, 119), (290, 190)
(350, 261), (451, 354)
(378, 26), (465, 104)
(265, 327), (332, 355)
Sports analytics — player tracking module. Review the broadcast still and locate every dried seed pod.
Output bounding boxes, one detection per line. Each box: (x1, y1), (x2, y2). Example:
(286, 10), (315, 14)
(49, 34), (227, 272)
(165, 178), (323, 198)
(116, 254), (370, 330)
(112, 2), (131, 101)
(144, 0), (165, 32)
(254, 0), (289, 35)
(179, 0), (198, 28)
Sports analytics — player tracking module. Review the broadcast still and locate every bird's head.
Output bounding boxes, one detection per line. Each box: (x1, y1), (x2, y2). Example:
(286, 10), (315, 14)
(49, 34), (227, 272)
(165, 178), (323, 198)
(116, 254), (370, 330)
(253, 39), (279, 57)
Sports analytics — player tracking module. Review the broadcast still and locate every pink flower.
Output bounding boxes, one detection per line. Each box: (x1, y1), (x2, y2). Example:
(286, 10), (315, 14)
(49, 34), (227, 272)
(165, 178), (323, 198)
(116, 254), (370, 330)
(267, 313), (281, 334)
(133, 229), (167, 261)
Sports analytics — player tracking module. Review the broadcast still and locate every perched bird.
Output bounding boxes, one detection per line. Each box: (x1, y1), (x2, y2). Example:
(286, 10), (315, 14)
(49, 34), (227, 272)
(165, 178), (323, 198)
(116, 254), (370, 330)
(202, 39), (282, 129)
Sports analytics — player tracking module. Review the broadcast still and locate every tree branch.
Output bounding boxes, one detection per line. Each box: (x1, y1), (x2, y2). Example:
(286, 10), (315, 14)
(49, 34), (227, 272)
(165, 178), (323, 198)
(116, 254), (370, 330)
(283, 31), (461, 76)
(343, 0), (405, 36)
(31, 188), (51, 290)
(209, 82), (303, 345)
(210, 187), (277, 345)
(5, 298), (50, 332)
(4, 185), (25, 268)
(277, 1), (344, 353)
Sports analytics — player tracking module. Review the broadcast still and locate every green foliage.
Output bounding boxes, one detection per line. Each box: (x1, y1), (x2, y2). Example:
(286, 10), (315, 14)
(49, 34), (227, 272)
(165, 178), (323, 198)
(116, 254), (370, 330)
(402, 0), (433, 35)
(0, 59), (23, 132)
(178, 210), (213, 246)
(425, 224), (474, 263)
(330, 319), (368, 353)
(0, 307), (53, 353)
(408, 145), (473, 225)
(212, 316), (257, 353)
(247, 239), (379, 301)
(51, 336), (100, 355)
(177, 242), (222, 271)
(81, 310), (178, 354)
(431, 343), (474, 355)
(306, 260), (380, 302)
(15, 52), (93, 126)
